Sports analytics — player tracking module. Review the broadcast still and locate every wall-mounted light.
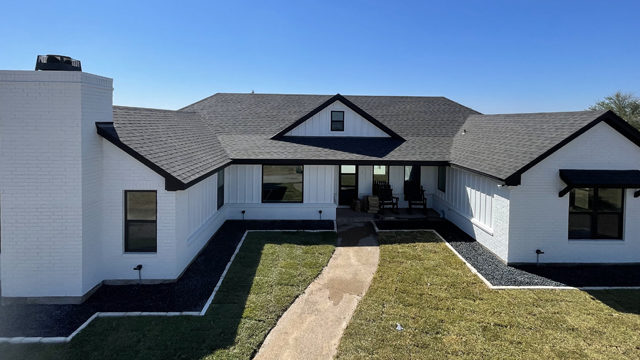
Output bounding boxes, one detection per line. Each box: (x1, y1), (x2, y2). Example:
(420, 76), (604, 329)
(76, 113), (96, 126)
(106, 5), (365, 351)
(535, 249), (544, 266)
(133, 264), (143, 283)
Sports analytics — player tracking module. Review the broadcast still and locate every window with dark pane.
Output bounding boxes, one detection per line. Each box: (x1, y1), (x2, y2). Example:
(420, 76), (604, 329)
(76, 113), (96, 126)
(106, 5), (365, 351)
(262, 165), (303, 203)
(437, 166), (447, 193)
(404, 166), (422, 200)
(125, 191), (157, 252)
(217, 170), (225, 210)
(404, 166), (420, 184)
(568, 187), (623, 239)
(331, 111), (344, 131)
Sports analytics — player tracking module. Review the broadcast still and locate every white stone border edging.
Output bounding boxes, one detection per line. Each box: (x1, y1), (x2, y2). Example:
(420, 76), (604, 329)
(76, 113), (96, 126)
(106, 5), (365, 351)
(0, 222), (338, 345)
(371, 221), (640, 291)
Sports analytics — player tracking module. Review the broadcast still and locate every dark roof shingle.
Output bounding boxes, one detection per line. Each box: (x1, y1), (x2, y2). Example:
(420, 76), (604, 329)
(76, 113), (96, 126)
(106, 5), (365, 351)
(111, 106), (230, 184)
(102, 93), (631, 190)
(450, 111), (608, 180)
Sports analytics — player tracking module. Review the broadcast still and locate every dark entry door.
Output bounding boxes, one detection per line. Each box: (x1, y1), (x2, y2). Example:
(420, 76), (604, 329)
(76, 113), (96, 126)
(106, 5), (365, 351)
(339, 165), (358, 206)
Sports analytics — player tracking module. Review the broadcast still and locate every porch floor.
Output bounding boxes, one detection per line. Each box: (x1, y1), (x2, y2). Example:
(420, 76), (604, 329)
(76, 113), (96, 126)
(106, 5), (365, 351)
(336, 207), (442, 224)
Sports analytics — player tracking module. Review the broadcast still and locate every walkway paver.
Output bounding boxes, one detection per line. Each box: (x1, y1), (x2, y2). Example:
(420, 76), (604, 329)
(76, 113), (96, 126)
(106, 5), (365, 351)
(254, 222), (379, 360)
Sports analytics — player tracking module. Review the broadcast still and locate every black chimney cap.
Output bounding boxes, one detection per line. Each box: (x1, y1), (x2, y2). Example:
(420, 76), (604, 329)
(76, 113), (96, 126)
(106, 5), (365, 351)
(35, 55), (82, 71)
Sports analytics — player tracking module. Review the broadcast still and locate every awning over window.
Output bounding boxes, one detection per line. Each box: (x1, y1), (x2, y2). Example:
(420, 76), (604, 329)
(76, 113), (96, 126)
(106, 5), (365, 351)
(559, 169), (640, 197)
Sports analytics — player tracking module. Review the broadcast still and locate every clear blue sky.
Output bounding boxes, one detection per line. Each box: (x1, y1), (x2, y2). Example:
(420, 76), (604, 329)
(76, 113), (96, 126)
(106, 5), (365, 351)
(1, 1), (639, 113)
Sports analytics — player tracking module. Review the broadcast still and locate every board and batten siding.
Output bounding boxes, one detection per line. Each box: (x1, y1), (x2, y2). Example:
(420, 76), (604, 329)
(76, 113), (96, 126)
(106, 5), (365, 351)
(285, 100), (390, 137)
(508, 122), (640, 264)
(225, 164), (337, 220)
(174, 170), (227, 276)
(432, 166), (510, 262)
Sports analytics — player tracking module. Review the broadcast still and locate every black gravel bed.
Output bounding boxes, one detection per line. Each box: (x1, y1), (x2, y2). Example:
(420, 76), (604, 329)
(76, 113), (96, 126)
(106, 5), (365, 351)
(375, 219), (640, 288)
(0, 220), (334, 338)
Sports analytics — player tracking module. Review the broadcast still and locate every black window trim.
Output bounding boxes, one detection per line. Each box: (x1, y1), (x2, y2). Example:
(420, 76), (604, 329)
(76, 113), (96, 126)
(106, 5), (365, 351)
(124, 190), (158, 253)
(437, 166), (447, 193)
(331, 110), (344, 132)
(568, 187), (624, 240)
(217, 170), (225, 210)
(261, 164), (304, 204)
(339, 165), (359, 206)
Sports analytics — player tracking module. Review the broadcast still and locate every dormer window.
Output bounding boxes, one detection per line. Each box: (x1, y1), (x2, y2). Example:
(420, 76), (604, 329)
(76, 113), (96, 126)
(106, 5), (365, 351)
(331, 111), (344, 131)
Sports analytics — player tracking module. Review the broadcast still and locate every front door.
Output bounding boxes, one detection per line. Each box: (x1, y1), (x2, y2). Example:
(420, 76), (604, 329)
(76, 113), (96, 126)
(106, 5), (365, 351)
(339, 165), (358, 206)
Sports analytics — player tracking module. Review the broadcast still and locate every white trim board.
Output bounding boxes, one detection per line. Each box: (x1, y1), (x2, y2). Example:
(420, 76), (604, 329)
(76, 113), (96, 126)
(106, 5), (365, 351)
(370, 221), (640, 291)
(0, 225), (337, 345)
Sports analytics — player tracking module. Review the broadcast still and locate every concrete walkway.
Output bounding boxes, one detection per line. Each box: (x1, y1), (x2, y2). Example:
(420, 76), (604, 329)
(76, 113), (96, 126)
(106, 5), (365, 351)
(254, 221), (379, 360)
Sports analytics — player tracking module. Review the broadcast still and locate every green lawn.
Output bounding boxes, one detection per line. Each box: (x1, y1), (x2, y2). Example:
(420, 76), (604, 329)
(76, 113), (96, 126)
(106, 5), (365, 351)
(2, 231), (336, 360)
(336, 231), (640, 360)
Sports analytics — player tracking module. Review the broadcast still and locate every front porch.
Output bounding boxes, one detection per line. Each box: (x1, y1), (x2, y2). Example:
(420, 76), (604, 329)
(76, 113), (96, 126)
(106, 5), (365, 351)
(337, 164), (441, 209)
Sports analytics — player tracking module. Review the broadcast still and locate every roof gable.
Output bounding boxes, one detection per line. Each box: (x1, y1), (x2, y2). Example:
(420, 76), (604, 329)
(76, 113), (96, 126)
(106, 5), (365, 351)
(503, 111), (640, 185)
(450, 110), (640, 185)
(103, 106), (231, 190)
(272, 94), (404, 140)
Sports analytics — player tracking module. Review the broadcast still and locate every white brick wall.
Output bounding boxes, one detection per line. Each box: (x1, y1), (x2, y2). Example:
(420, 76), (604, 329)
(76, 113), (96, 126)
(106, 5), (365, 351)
(508, 122), (640, 263)
(81, 76), (113, 293)
(100, 140), (177, 281)
(0, 71), (112, 297)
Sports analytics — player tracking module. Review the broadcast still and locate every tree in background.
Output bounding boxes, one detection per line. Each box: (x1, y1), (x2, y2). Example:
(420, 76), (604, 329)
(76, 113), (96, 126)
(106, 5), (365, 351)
(590, 92), (640, 129)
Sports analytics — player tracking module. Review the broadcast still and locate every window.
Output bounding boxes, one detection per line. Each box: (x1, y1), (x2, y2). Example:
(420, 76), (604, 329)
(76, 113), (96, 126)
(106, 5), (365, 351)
(217, 170), (225, 210)
(437, 166), (447, 193)
(569, 187), (624, 239)
(404, 166), (420, 184)
(373, 165), (388, 184)
(331, 111), (344, 131)
(124, 191), (157, 252)
(262, 165), (303, 203)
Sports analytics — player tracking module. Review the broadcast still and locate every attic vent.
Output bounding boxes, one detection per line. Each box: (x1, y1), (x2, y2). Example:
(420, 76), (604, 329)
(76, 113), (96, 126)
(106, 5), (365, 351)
(35, 55), (82, 71)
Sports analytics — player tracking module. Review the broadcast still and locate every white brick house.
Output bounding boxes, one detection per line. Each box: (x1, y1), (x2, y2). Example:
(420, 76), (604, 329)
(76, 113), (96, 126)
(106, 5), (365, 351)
(2, 65), (640, 302)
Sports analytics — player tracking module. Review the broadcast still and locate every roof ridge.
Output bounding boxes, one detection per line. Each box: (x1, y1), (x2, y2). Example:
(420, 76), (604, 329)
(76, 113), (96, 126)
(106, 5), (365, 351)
(475, 110), (606, 117)
(113, 105), (195, 113)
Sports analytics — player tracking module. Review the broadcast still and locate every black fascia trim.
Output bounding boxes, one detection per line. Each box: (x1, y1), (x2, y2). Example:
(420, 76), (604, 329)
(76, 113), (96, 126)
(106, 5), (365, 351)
(271, 94), (404, 140)
(96, 123), (187, 191)
(449, 163), (507, 184)
(231, 158), (447, 166)
(503, 111), (639, 186)
(178, 161), (232, 191)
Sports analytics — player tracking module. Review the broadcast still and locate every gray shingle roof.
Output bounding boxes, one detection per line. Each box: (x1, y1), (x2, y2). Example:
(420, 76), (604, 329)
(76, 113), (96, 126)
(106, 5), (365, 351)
(102, 93), (630, 190)
(182, 93), (477, 162)
(111, 106), (230, 184)
(450, 111), (608, 180)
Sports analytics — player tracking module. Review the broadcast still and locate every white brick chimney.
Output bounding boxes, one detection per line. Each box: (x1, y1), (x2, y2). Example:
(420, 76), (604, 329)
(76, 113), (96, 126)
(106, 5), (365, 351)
(0, 69), (113, 301)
